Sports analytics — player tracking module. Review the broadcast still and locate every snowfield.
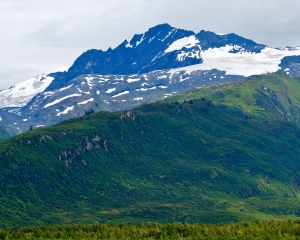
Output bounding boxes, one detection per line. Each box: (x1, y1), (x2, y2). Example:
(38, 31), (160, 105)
(0, 67), (69, 109)
(169, 46), (300, 77)
(0, 74), (54, 108)
(165, 35), (199, 53)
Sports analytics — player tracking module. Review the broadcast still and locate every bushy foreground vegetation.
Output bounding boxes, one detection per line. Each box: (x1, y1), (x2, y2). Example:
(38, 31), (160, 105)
(2, 221), (300, 239)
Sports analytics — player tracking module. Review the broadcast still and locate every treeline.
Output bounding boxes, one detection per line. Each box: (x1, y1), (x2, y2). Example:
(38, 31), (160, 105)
(1, 221), (300, 239)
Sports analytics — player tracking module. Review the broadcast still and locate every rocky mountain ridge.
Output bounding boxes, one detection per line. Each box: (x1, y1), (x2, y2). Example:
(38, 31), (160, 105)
(1, 23), (300, 135)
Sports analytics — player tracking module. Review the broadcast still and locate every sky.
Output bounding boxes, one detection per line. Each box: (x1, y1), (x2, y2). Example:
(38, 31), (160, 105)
(0, 0), (300, 89)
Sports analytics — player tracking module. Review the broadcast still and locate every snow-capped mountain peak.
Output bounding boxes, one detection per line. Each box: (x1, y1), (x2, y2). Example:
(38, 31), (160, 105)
(0, 67), (68, 109)
(1, 23), (300, 136)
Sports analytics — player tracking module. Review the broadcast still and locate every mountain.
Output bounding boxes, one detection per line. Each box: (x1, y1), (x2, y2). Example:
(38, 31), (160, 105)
(0, 67), (68, 109)
(279, 55), (300, 76)
(2, 73), (300, 226)
(163, 71), (300, 127)
(1, 23), (300, 135)
(0, 69), (241, 135)
(45, 24), (266, 91)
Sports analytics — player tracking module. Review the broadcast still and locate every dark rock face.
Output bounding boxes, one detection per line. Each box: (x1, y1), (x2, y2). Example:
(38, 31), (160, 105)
(196, 30), (266, 52)
(46, 24), (197, 90)
(279, 55), (300, 77)
(45, 24), (265, 91)
(3, 23), (300, 136)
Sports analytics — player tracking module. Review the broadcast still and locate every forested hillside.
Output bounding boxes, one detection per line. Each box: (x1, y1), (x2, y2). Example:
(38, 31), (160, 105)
(1, 97), (300, 226)
(0, 122), (10, 140)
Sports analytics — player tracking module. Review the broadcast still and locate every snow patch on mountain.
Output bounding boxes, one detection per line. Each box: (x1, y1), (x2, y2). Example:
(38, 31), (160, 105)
(44, 94), (81, 108)
(59, 84), (74, 92)
(127, 78), (140, 83)
(161, 29), (176, 42)
(165, 35), (200, 53)
(125, 36), (133, 48)
(168, 46), (300, 77)
(56, 106), (74, 116)
(106, 88), (116, 94)
(112, 91), (129, 98)
(134, 97), (143, 101)
(0, 74), (54, 108)
(0, 67), (68, 109)
(177, 50), (201, 61)
(157, 75), (168, 79)
(78, 98), (94, 105)
(136, 34), (145, 46)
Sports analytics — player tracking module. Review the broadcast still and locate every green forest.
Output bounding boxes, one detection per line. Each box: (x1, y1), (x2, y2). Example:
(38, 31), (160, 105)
(1, 73), (300, 237)
(2, 221), (300, 239)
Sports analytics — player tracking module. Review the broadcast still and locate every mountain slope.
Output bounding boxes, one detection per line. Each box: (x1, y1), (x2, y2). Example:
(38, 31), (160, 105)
(1, 24), (300, 135)
(164, 72), (300, 127)
(45, 23), (268, 91)
(0, 68), (241, 135)
(1, 99), (300, 226)
(0, 67), (68, 109)
(0, 121), (10, 140)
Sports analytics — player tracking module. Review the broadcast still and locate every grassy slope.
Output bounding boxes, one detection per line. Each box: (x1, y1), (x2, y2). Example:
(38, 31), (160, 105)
(163, 72), (300, 126)
(1, 98), (300, 226)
